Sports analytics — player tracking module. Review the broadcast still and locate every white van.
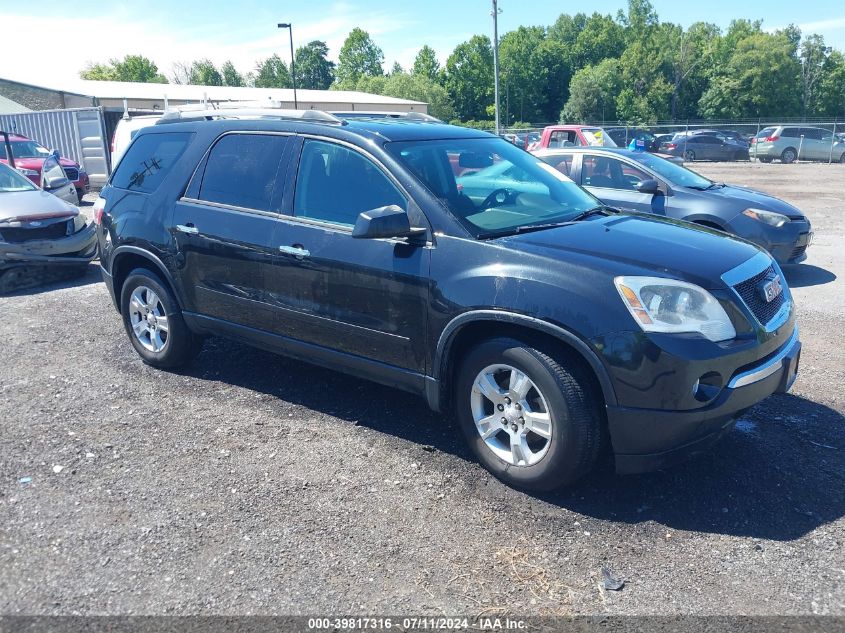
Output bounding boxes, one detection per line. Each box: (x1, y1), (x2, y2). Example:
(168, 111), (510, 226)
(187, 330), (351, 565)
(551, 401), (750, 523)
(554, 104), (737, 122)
(110, 115), (161, 171)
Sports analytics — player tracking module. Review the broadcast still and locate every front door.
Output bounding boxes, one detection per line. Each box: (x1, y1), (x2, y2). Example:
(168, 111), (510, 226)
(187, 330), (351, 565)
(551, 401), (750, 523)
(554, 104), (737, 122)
(581, 154), (666, 215)
(265, 137), (430, 372)
(171, 132), (293, 332)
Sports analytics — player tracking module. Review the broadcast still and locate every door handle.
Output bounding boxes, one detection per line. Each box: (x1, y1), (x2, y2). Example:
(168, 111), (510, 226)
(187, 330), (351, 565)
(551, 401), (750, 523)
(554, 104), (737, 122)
(278, 244), (310, 258)
(176, 224), (199, 235)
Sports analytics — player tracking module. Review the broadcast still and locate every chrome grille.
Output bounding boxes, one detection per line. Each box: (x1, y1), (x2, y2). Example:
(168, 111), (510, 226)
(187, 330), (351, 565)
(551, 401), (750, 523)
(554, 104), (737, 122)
(732, 265), (786, 326)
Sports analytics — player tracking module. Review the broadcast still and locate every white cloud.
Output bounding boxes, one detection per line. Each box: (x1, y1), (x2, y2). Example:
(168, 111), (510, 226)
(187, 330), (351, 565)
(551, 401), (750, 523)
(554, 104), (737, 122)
(0, 4), (414, 87)
(798, 17), (845, 32)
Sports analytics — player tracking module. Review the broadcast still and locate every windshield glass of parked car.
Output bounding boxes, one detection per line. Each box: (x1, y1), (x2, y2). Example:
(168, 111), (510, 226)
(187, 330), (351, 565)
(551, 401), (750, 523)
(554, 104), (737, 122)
(632, 153), (713, 189)
(582, 128), (617, 147)
(7, 141), (50, 159)
(0, 163), (38, 192)
(387, 137), (601, 238)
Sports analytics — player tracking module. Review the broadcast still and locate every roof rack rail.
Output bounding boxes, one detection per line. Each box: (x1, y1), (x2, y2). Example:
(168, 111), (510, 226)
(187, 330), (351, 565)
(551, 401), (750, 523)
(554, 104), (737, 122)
(331, 110), (442, 123)
(156, 107), (343, 125)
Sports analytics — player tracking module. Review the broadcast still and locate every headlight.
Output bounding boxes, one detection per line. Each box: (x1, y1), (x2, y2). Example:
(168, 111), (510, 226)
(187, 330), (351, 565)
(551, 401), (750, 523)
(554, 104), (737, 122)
(16, 168), (39, 176)
(742, 208), (789, 227)
(614, 276), (736, 342)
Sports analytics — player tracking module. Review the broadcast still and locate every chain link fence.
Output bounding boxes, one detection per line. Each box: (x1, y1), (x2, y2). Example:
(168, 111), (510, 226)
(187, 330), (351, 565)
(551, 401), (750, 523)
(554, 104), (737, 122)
(492, 118), (844, 164)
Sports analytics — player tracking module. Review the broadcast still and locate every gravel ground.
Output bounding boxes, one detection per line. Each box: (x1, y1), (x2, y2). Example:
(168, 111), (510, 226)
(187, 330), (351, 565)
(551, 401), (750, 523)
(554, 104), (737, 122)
(0, 163), (843, 617)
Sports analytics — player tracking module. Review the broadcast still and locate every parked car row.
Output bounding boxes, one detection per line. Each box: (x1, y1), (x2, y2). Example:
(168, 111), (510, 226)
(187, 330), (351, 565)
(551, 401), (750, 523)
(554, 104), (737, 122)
(750, 125), (845, 164)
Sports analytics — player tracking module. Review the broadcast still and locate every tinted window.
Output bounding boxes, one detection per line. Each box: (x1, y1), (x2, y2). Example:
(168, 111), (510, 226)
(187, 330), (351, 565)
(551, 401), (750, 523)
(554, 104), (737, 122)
(198, 134), (288, 211)
(549, 131), (576, 148)
(757, 127), (777, 138)
(294, 140), (406, 226)
(697, 136), (720, 144)
(781, 128), (800, 138)
(801, 128), (822, 140)
(111, 132), (193, 193)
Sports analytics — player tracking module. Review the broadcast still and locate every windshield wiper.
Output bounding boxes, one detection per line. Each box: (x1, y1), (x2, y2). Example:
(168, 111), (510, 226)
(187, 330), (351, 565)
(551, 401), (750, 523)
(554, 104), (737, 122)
(476, 207), (615, 239)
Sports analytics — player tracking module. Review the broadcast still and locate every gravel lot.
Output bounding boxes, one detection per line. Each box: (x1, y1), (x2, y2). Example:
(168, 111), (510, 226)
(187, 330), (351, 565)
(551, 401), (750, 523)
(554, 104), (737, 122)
(1, 162), (843, 617)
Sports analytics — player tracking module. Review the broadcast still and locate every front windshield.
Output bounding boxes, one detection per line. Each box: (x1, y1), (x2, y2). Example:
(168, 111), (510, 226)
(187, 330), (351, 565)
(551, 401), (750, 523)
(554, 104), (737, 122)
(7, 140), (50, 159)
(582, 128), (617, 147)
(0, 163), (38, 192)
(634, 153), (713, 189)
(386, 137), (601, 238)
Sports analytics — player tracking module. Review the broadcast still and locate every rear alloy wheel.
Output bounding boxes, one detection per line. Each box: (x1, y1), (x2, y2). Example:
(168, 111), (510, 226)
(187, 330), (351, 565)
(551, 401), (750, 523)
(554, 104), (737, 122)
(781, 148), (797, 164)
(120, 268), (202, 368)
(455, 337), (603, 490)
(684, 150), (695, 162)
(840, 152), (845, 164)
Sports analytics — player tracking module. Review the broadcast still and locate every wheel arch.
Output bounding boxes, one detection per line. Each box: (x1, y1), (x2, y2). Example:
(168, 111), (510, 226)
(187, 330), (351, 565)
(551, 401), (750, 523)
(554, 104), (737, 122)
(110, 246), (183, 314)
(429, 310), (617, 412)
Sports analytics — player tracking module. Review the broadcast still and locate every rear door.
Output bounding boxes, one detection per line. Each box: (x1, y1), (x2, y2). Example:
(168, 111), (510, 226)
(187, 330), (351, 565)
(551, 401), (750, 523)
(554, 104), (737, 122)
(800, 127), (824, 160)
(265, 137), (430, 372)
(171, 132), (293, 332)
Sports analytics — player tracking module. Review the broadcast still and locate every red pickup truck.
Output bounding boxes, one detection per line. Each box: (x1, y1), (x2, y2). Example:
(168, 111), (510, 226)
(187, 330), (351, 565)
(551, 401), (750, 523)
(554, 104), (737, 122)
(527, 125), (617, 151)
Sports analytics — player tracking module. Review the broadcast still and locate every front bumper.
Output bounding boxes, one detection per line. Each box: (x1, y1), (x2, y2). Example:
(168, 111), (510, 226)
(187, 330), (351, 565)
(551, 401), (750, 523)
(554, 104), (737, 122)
(730, 215), (813, 265)
(608, 327), (801, 474)
(0, 222), (97, 266)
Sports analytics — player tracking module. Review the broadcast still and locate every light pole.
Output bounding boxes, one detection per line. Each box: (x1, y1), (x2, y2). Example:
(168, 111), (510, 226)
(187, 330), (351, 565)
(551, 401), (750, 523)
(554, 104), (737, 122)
(277, 22), (298, 109)
(491, 1), (502, 135)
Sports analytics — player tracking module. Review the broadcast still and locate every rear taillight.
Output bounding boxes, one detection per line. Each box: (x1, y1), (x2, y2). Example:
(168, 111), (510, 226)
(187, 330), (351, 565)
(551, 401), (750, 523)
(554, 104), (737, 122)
(765, 136), (779, 142)
(666, 143), (677, 149)
(93, 196), (106, 225)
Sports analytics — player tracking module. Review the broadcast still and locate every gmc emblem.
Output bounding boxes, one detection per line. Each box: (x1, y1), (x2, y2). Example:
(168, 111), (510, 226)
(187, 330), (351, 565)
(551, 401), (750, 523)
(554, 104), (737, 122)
(758, 275), (783, 303)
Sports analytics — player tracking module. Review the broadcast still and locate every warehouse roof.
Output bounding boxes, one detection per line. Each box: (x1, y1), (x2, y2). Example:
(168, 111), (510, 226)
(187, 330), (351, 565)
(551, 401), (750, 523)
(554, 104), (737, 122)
(5, 78), (426, 107)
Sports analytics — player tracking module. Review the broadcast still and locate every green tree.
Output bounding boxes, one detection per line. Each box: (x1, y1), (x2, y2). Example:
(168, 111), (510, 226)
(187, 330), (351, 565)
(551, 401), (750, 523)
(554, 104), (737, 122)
(444, 35), (494, 121)
(221, 61), (244, 87)
(412, 45), (440, 82)
(666, 22), (720, 118)
(800, 34), (831, 117)
(254, 54), (292, 88)
(189, 59), (223, 86)
(390, 61), (404, 75)
(616, 37), (673, 123)
(560, 59), (622, 122)
(336, 28), (384, 87)
(699, 32), (801, 118)
(815, 50), (845, 117)
(80, 55), (167, 83)
(499, 26), (547, 123)
(357, 72), (455, 120)
(294, 41), (335, 90)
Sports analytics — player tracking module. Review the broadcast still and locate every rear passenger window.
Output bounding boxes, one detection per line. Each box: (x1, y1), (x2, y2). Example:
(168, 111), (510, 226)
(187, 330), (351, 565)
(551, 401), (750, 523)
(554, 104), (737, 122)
(539, 154), (573, 177)
(801, 128), (822, 140)
(781, 128), (800, 138)
(294, 140), (405, 226)
(111, 132), (193, 193)
(198, 134), (288, 211)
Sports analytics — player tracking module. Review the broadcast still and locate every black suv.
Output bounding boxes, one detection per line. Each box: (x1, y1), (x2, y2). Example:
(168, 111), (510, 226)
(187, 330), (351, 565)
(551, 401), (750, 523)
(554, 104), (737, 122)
(95, 110), (801, 490)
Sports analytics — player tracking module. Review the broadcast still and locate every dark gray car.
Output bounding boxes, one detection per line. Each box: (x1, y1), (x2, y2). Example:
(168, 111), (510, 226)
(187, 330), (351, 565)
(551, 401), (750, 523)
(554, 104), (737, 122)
(532, 148), (812, 265)
(660, 134), (750, 162)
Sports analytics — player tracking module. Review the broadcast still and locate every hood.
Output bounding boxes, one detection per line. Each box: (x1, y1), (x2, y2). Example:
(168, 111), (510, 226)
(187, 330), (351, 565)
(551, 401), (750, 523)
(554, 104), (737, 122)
(498, 213), (762, 289)
(702, 184), (804, 219)
(0, 189), (78, 222)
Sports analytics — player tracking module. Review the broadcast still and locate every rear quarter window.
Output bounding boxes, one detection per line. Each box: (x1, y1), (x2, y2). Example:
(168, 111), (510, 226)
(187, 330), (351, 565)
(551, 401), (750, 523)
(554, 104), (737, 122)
(110, 132), (193, 193)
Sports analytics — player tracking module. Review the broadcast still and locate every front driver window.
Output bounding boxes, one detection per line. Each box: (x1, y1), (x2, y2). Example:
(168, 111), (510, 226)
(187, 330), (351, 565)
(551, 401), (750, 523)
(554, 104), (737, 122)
(583, 156), (649, 191)
(294, 140), (406, 227)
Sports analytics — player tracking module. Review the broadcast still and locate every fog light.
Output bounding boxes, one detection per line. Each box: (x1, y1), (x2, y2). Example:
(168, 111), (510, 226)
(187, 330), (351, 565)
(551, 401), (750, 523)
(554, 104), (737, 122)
(693, 372), (723, 403)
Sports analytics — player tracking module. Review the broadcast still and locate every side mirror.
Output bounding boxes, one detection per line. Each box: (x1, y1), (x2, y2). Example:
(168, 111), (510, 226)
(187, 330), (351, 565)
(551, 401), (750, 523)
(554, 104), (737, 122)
(50, 149), (61, 159)
(352, 205), (426, 240)
(635, 179), (660, 194)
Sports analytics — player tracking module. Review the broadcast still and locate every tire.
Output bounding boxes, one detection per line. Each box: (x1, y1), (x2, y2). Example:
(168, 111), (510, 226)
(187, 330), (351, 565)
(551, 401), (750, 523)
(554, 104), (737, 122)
(684, 150), (695, 162)
(454, 337), (603, 491)
(839, 153), (845, 164)
(781, 148), (797, 164)
(120, 268), (202, 368)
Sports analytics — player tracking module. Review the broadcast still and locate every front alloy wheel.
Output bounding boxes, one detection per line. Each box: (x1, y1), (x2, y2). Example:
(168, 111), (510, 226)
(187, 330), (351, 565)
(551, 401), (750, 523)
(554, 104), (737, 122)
(471, 364), (552, 467)
(456, 337), (603, 490)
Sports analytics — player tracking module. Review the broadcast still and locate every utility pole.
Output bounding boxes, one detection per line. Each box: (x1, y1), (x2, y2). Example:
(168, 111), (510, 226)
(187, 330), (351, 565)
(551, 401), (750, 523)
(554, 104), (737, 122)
(491, 0), (502, 135)
(278, 23), (298, 109)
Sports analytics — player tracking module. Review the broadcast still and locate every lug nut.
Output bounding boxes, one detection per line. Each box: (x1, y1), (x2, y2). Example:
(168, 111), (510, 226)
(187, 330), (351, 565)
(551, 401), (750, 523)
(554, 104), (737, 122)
(497, 403), (504, 411)
(511, 423), (518, 432)
(504, 397), (511, 405)
(515, 403), (521, 410)
(501, 417), (507, 424)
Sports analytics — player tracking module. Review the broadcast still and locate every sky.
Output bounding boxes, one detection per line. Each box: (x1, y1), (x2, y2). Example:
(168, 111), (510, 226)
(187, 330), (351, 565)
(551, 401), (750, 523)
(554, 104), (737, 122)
(2, 0), (844, 88)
